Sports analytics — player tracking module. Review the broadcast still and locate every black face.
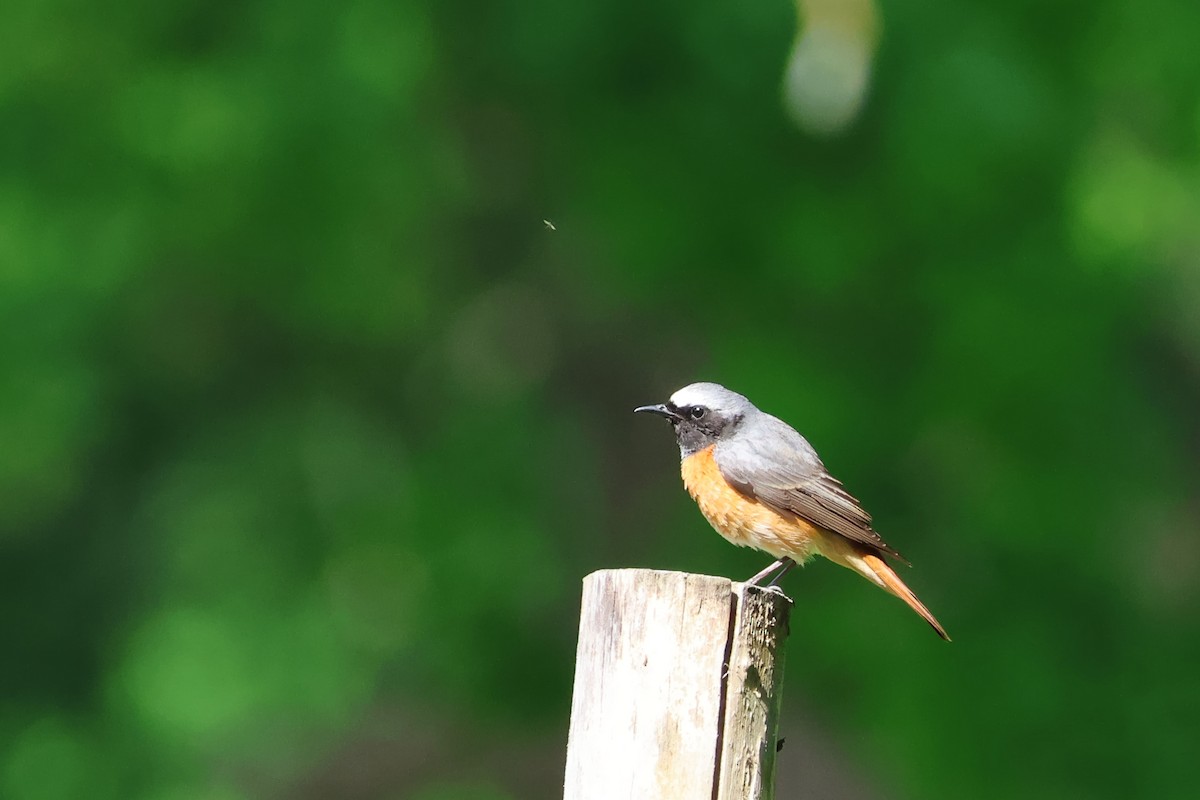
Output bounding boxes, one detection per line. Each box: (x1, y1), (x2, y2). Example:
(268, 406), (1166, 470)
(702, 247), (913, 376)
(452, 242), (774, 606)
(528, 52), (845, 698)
(634, 401), (742, 457)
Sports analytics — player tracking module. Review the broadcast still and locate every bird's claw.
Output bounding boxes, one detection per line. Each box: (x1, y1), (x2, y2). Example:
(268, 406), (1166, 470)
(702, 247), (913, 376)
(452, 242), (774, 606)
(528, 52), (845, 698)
(760, 584), (791, 600)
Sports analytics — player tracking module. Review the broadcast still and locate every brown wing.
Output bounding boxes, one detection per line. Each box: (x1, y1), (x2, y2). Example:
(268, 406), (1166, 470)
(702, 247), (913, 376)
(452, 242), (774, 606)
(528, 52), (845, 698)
(716, 425), (909, 563)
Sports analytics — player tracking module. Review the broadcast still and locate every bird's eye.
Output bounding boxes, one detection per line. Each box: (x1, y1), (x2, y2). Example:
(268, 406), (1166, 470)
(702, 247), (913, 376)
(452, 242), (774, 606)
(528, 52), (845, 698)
(689, 406), (706, 420)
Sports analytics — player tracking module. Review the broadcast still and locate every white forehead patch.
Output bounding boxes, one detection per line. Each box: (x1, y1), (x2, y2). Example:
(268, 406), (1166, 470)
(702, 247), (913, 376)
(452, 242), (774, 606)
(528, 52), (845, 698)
(669, 382), (748, 412)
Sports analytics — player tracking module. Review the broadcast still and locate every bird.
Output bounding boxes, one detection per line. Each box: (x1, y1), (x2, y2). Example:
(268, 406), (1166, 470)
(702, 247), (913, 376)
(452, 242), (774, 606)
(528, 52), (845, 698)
(635, 382), (949, 640)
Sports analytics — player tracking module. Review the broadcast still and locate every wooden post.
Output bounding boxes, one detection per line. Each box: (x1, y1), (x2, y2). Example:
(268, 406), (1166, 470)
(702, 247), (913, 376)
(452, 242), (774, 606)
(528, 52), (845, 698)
(563, 569), (791, 800)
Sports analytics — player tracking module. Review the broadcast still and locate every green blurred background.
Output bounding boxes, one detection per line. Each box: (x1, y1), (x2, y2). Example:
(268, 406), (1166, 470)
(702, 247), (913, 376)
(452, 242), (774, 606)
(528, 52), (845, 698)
(3, 0), (1199, 798)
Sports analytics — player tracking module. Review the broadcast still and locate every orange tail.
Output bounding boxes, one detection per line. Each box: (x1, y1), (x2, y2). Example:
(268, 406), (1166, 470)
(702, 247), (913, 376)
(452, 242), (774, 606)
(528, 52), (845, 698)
(861, 552), (951, 641)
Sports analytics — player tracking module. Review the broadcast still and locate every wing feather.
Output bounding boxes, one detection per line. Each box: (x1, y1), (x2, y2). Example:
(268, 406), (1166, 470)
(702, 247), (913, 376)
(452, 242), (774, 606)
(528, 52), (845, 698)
(715, 418), (908, 562)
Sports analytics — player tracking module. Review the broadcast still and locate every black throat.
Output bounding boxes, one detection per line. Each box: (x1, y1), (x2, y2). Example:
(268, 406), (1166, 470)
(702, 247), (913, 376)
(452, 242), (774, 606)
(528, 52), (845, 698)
(674, 412), (742, 459)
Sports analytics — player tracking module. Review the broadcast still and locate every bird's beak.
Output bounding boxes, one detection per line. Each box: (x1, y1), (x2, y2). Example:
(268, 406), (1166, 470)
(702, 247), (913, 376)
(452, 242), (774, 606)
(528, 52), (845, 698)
(634, 403), (680, 420)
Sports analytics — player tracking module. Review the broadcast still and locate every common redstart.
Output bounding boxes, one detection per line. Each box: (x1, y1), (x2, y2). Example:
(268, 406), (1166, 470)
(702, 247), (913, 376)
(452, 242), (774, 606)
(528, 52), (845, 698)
(636, 382), (949, 640)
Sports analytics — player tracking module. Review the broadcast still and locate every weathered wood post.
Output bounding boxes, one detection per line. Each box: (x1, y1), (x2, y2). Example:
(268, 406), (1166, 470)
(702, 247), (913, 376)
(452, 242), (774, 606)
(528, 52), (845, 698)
(563, 569), (792, 800)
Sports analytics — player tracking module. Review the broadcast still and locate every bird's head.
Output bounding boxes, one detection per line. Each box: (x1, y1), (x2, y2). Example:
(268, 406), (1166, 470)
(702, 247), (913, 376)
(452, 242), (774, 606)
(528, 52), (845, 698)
(634, 382), (754, 457)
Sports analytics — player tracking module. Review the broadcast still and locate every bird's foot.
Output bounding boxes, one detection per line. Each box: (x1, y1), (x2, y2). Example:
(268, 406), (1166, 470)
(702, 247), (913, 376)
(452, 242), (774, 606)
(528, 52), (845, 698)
(760, 584), (792, 600)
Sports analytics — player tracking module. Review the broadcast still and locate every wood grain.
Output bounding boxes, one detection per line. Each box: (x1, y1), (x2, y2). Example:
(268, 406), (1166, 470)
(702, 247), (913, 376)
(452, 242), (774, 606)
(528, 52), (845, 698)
(563, 569), (792, 800)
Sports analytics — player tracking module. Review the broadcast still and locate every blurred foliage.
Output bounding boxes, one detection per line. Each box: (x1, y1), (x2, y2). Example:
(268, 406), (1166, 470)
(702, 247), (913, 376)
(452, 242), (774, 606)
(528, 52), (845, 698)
(2, 0), (1199, 798)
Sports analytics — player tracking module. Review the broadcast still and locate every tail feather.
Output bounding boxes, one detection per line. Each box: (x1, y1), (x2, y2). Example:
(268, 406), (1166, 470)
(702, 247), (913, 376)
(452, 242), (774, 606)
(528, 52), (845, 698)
(860, 552), (951, 641)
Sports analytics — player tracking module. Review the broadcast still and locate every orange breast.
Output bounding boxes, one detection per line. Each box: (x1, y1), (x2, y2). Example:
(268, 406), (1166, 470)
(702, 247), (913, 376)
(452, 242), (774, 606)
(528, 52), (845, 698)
(679, 445), (819, 562)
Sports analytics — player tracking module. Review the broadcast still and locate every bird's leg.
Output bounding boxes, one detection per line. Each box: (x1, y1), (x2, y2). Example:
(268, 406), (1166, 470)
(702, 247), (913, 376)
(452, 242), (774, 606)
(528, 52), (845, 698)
(765, 557), (797, 587)
(745, 557), (795, 587)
